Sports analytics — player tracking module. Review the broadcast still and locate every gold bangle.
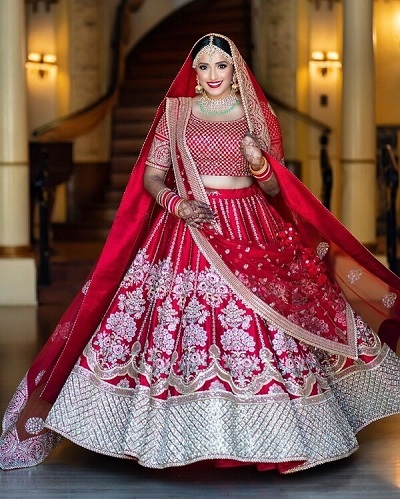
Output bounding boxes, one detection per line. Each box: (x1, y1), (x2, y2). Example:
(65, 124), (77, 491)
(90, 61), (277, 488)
(249, 156), (267, 175)
(156, 187), (171, 205)
(174, 198), (185, 218)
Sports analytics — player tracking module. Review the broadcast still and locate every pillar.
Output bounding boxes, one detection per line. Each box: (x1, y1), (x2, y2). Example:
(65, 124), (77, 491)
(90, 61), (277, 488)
(341, 0), (376, 245)
(0, 0), (37, 305)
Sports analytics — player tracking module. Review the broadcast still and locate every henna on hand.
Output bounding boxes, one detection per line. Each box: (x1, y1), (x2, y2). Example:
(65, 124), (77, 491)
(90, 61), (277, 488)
(177, 200), (216, 228)
(240, 132), (263, 169)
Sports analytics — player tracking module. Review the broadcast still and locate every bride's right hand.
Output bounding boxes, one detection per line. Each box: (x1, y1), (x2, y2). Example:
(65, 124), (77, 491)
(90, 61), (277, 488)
(177, 200), (215, 228)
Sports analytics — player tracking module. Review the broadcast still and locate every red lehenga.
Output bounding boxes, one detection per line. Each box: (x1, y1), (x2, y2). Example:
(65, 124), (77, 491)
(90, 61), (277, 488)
(1, 34), (400, 473)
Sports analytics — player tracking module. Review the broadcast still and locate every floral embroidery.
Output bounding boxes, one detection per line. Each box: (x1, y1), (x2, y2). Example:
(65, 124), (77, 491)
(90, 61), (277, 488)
(25, 417), (45, 435)
(197, 270), (229, 306)
(173, 269), (196, 307)
(79, 211), (376, 398)
(146, 259), (174, 299)
(51, 322), (72, 342)
(118, 290), (146, 319)
(178, 349), (208, 380)
(82, 279), (91, 295)
(272, 330), (299, 356)
(122, 249), (151, 287)
(117, 379), (131, 389)
(382, 292), (397, 309)
(105, 312), (137, 341)
(35, 370), (46, 386)
(348, 268), (362, 285)
(221, 352), (261, 387)
(209, 380), (227, 391)
(316, 242), (329, 260)
(147, 349), (171, 379)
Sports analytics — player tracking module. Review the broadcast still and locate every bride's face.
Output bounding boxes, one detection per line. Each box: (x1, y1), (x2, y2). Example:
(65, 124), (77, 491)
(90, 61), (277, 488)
(195, 50), (234, 99)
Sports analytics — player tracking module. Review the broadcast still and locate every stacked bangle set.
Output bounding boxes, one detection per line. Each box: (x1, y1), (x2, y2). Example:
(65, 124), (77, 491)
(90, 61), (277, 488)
(249, 156), (273, 182)
(156, 188), (184, 217)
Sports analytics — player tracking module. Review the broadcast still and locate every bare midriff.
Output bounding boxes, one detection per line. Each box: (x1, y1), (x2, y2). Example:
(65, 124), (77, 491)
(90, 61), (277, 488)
(200, 175), (254, 189)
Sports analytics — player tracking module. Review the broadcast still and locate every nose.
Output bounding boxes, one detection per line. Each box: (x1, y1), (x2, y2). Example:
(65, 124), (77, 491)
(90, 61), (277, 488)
(209, 66), (217, 80)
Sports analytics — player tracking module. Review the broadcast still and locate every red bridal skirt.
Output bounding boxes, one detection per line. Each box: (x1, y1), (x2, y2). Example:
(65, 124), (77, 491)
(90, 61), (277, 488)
(2, 185), (400, 472)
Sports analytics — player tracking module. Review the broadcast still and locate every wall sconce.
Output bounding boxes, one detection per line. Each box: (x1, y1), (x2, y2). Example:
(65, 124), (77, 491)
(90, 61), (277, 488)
(25, 53), (57, 79)
(310, 51), (341, 76)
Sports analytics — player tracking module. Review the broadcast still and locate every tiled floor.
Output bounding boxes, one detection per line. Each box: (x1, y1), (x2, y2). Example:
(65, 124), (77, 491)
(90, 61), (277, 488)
(0, 241), (399, 498)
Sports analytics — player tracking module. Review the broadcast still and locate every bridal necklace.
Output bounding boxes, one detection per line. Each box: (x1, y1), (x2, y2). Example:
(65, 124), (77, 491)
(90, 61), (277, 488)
(198, 90), (240, 116)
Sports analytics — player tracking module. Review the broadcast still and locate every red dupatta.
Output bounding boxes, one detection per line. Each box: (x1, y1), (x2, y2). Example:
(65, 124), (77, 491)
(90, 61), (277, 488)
(18, 34), (400, 409)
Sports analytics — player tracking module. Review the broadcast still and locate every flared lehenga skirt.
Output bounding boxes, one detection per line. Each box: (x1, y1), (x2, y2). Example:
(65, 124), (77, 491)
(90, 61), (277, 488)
(42, 185), (400, 473)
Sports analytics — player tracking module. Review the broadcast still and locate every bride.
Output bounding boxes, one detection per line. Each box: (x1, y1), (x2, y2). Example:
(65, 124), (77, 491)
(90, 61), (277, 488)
(1, 33), (399, 474)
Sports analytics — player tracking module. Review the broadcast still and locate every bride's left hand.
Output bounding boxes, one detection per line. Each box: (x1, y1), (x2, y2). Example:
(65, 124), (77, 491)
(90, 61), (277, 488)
(240, 132), (263, 169)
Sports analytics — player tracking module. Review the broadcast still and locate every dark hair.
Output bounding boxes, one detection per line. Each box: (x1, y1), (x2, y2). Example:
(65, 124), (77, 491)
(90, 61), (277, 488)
(191, 35), (232, 61)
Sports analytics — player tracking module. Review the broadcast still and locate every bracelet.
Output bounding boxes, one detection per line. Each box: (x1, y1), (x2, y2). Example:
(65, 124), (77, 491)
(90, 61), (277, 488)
(256, 168), (274, 182)
(156, 187), (170, 205)
(174, 198), (185, 218)
(249, 156), (268, 175)
(249, 156), (273, 182)
(156, 187), (183, 217)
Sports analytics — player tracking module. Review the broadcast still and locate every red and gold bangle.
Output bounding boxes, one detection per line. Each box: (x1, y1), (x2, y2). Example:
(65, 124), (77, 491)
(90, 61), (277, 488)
(174, 198), (185, 217)
(156, 187), (183, 217)
(249, 156), (268, 175)
(249, 156), (273, 182)
(156, 187), (170, 205)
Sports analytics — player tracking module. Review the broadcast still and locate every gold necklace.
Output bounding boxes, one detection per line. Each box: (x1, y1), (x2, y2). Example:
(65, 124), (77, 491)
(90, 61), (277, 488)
(198, 90), (240, 116)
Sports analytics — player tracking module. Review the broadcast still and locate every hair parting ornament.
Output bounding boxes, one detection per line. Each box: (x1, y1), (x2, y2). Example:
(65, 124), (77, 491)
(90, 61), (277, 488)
(192, 34), (234, 68)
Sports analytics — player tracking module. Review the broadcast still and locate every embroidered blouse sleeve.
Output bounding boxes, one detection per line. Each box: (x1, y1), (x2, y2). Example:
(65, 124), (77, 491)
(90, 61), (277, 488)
(145, 111), (171, 171)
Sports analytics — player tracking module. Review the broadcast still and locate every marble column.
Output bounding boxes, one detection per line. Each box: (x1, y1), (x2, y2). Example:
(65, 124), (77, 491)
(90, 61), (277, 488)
(341, 0), (376, 245)
(0, 0), (36, 304)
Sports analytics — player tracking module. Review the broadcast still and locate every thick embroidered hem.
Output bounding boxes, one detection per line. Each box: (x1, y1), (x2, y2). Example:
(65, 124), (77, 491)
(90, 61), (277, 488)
(44, 347), (400, 472)
(0, 426), (62, 471)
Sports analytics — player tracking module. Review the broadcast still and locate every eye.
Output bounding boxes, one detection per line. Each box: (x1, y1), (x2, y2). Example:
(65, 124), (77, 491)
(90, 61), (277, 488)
(198, 64), (208, 70)
(218, 63), (228, 69)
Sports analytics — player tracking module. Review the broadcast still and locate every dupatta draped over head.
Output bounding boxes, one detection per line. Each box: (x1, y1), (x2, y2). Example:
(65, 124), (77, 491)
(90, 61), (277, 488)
(3, 34), (400, 451)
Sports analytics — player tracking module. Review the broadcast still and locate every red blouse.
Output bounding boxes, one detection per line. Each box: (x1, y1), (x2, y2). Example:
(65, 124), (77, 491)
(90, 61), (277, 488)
(146, 112), (251, 177)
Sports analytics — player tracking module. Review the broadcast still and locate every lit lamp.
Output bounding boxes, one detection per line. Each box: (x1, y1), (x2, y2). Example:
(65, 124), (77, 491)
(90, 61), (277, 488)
(25, 53), (57, 79)
(310, 51), (341, 76)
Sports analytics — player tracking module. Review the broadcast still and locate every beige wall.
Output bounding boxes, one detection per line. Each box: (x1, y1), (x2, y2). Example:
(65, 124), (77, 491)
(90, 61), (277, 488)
(374, 1), (400, 125)
(307, 1), (342, 217)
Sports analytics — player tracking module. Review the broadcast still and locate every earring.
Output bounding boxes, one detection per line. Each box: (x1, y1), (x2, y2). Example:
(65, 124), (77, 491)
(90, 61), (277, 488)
(231, 74), (239, 93)
(195, 75), (203, 95)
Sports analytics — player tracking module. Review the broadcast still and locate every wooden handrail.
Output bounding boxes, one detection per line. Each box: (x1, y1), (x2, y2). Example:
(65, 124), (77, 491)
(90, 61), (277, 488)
(33, 0), (145, 142)
(264, 90), (331, 134)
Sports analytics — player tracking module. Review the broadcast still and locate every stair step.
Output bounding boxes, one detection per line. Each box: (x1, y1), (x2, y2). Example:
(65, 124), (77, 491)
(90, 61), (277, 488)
(111, 155), (137, 170)
(81, 204), (118, 223)
(110, 171), (131, 189)
(121, 77), (176, 90)
(104, 188), (124, 203)
(113, 106), (158, 121)
(119, 91), (168, 107)
(53, 222), (112, 242)
(113, 122), (150, 138)
(126, 62), (182, 79)
(112, 138), (144, 154)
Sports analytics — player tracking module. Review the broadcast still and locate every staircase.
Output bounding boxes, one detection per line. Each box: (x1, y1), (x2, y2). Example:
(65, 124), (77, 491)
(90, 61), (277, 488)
(55, 0), (251, 242)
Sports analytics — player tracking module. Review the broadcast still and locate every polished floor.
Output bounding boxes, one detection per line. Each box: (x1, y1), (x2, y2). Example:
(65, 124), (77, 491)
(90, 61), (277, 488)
(0, 242), (399, 498)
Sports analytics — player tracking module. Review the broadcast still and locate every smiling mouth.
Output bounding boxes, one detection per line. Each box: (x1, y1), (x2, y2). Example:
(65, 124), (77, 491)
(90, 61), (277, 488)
(207, 81), (222, 88)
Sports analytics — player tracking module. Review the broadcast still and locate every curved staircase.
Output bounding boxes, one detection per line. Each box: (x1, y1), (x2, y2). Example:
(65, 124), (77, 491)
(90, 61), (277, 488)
(54, 0), (250, 242)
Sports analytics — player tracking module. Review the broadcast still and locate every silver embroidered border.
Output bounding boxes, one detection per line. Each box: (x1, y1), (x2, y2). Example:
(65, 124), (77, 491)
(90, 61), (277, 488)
(45, 346), (400, 472)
